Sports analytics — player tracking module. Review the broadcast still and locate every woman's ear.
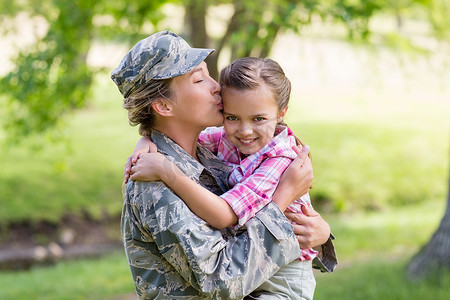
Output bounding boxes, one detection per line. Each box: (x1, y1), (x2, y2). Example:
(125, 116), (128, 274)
(152, 99), (174, 117)
(277, 106), (288, 122)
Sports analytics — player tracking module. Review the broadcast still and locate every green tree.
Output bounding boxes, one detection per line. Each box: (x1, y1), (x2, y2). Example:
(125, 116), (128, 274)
(0, 0), (448, 139)
(0, 0), (170, 140)
(1, 0), (449, 281)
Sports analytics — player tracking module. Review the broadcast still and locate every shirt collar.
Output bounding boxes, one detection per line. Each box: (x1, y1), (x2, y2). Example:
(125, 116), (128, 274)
(150, 130), (231, 191)
(150, 130), (205, 181)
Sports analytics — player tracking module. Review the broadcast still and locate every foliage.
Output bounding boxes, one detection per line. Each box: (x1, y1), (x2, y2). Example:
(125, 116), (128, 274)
(0, 76), (139, 224)
(0, 0), (449, 139)
(0, 66), (447, 224)
(0, 0), (171, 140)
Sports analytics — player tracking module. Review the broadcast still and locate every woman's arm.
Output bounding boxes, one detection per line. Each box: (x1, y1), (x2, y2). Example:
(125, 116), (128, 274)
(130, 153), (238, 229)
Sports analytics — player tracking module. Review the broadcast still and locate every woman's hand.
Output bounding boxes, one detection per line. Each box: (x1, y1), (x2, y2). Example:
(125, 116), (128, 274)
(124, 137), (158, 183)
(129, 152), (168, 182)
(285, 205), (330, 249)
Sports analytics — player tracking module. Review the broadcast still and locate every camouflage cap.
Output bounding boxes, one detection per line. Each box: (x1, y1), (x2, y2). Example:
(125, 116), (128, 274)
(111, 30), (214, 98)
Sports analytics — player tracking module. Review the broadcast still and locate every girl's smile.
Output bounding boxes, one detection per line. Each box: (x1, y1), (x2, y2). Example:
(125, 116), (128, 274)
(222, 84), (287, 155)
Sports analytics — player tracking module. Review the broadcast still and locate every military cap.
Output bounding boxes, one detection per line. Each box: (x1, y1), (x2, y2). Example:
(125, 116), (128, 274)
(111, 30), (214, 98)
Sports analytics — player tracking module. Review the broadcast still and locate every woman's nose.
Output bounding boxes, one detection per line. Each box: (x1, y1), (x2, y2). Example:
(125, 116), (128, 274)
(211, 78), (221, 94)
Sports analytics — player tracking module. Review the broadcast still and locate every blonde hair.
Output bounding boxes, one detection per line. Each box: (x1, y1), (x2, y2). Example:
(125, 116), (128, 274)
(122, 78), (173, 136)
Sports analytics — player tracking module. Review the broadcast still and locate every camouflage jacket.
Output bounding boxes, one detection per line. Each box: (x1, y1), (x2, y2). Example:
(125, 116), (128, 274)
(121, 130), (302, 299)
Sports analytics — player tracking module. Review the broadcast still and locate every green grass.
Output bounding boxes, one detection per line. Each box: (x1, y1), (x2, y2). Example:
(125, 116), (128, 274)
(315, 258), (450, 300)
(0, 251), (134, 300)
(0, 71), (448, 223)
(0, 76), (140, 223)
(298, 122), (448, 212)
(0, 201), (446, 300)
(286, 89), (449, 212)
(326, 200), (445, 260)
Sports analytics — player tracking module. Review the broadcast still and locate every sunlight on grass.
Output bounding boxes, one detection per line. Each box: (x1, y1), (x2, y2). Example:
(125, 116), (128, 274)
(0, 202), (446, 299)
(315, 258), (450, 300)
(0, 251), (134, 300)
(325, 201), (446, 261)
(0, 25), (448, 299)
(0, 76), (139, 223)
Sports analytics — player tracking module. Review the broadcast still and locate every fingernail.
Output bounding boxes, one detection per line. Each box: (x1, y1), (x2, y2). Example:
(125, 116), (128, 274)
(303, 145), (310, 152)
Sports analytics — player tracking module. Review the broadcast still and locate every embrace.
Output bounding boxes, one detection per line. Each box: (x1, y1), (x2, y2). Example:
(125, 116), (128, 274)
(111, 30), (337, 299)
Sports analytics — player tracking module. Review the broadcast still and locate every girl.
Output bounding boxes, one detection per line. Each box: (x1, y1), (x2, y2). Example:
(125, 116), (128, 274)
(129, 57), (318, 299)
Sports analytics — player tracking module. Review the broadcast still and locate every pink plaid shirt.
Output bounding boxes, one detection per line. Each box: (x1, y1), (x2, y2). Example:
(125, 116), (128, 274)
(198, 125), (318, 260)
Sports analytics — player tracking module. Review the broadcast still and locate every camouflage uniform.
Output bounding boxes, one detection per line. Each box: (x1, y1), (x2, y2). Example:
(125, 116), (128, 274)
(121, 130), (302, 299)
(111, 31), (214, 98)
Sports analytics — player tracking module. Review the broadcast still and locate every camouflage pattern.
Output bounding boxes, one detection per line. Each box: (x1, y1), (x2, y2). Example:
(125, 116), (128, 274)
(111, 31), (214, 98)
(312, 233), (338, 273)
(121, 130), (302, 299)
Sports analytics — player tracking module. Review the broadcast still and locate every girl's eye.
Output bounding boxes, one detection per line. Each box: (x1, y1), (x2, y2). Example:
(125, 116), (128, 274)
(226, 116), (238, 121)
(195, 79), (204, 83)
(254, 117), (265, 122)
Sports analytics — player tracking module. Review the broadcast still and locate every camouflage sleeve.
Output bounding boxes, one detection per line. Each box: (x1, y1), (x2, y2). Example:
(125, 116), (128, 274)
(133, 181), (301, 299)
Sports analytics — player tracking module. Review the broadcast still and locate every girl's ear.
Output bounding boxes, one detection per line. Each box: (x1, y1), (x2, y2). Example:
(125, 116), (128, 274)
(152, 99), (174, 117)
(277, 106), (288, 123)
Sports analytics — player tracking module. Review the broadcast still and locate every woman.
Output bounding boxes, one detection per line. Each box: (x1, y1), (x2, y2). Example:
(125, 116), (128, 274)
(111, 30), (334, 299)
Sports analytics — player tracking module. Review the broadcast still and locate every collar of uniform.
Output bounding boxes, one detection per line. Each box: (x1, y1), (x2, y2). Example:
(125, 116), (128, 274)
(150, 130), (231, 189)
(150, 130), (205, 181)
(197, 143), (232, 193)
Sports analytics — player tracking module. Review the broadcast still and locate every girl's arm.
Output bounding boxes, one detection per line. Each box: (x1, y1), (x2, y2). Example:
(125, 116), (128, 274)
(217, 145), (312, 227)
(125, 127), (222, 183)
(130, 153), (238, 229)
(124, 136), (155, 183)
(130, 146), (312, 229)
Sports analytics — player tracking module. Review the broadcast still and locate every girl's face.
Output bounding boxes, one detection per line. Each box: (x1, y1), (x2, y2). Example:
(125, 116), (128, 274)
(171, 61), (223, 129)
(222, 84), (287, 155)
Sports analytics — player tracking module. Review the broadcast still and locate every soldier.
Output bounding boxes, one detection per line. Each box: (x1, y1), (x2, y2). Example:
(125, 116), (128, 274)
(112, 30), (333, 299)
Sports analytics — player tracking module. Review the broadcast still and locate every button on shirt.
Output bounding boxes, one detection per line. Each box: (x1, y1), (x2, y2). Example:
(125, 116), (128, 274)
(121, 130), (301, 299)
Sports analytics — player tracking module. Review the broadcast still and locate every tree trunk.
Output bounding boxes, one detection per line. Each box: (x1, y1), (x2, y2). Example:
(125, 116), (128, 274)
(406, 175), (450, 280)
(185, 0), (209, 47)
(184, 0), (220, 79)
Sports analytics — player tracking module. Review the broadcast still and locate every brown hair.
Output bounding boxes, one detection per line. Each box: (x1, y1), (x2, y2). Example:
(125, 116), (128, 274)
(219, 57), (307, 149)
(122, 78), (173, 136)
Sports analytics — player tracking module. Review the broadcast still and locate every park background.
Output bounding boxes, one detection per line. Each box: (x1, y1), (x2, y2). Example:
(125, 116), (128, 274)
(0, 1), (449, 299)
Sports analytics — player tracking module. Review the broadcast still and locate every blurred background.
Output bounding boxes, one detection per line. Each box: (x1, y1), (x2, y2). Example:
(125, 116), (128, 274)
(0, 0), (449, 299)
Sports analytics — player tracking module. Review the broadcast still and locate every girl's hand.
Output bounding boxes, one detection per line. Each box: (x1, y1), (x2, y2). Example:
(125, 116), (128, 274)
(289, 145), (313, 198)
(129, 152), (168, 182)
(124, 137), (158, 183)
(272, 145), (312, 210)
